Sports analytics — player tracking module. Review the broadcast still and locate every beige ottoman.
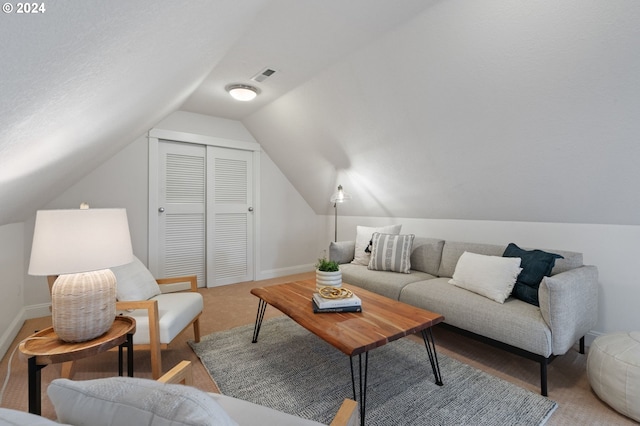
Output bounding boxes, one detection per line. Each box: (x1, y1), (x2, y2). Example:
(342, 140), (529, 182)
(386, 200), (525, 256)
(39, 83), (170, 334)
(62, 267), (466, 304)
(587, 331), (640, 422)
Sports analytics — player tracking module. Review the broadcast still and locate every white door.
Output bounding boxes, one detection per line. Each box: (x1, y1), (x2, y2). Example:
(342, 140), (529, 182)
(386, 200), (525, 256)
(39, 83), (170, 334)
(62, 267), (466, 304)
(157, 141), (207, 286)
(207, 146), (254, 287)
(153, 140), (255, 288)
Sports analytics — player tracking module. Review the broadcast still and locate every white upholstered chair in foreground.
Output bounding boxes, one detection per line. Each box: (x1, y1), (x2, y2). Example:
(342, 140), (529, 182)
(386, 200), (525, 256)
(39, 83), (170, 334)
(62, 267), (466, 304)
(0, 361), (359, 426)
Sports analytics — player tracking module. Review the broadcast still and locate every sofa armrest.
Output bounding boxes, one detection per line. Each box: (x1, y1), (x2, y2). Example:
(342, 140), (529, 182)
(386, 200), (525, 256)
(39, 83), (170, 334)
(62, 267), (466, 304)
(539, 265), (598, 355)
(330, 241), (355, 264)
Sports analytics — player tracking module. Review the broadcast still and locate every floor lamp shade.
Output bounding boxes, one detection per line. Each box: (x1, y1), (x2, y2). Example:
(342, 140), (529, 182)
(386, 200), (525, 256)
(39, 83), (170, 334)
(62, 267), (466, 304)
(330, 185), (351, 242)
(29, 208), (134, 342)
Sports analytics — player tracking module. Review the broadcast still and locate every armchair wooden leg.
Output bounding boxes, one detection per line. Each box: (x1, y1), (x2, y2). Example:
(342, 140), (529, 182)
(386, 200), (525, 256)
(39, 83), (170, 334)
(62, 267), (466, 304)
(150, 340), (162, 379)
(193, 318), (201, 343)
(147, 300), (162, 379)
(60, 361), (75, 379)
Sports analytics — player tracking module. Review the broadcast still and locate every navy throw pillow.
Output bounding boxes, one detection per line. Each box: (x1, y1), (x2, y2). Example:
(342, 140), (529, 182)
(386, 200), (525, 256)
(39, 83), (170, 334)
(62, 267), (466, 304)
(502, 243), (563, 306)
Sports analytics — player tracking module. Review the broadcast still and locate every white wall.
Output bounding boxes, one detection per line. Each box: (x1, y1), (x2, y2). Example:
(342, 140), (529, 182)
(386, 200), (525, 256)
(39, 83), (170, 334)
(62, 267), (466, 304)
(0, 223), (24, 356)
(259, 151), (320, 278)
(321, 215), (640, 336)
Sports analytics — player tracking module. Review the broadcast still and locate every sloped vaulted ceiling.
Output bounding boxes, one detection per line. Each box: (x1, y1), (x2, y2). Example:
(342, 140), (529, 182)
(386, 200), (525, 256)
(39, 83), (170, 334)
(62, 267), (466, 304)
(0, 0), (266, 225)
(244, 0), (640, 225)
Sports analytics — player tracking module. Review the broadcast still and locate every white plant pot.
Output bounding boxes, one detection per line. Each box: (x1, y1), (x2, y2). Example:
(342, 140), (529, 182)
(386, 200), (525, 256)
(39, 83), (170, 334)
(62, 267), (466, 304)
(316, 269), (342, 290)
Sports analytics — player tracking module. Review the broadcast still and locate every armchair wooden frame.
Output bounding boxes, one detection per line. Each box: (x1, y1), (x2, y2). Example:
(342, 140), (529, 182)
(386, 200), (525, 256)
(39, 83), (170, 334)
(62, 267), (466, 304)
(47, 275), (202, 379)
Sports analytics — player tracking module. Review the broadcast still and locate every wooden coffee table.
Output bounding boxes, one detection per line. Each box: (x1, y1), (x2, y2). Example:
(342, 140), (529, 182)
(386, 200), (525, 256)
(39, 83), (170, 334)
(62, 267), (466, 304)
(250, 280), (444, 425)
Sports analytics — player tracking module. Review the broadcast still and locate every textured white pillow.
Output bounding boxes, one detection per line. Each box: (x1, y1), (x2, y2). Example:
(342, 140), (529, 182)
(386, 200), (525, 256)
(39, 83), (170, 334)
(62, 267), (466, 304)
(351, 224), (402, 266)
(48, 377), (238, 426)
(368, 233), (415, 274)
(111, 256), (161, 301)
(449, 251), (522, 303)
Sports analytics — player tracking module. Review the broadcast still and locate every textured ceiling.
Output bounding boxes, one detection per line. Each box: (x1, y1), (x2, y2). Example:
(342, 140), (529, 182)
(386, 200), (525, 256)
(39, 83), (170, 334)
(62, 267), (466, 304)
(1, 0), (640, 227)
(0, 0), (266, 224)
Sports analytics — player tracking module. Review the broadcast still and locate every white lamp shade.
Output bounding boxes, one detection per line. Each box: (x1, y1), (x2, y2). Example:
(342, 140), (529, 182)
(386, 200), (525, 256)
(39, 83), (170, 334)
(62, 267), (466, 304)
(330, 185), (352, 204)
(29, 208), (134, 276)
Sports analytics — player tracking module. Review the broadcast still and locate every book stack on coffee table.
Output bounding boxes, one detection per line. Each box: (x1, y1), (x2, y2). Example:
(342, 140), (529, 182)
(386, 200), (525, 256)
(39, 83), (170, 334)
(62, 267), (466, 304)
(312, 291), (362, 313)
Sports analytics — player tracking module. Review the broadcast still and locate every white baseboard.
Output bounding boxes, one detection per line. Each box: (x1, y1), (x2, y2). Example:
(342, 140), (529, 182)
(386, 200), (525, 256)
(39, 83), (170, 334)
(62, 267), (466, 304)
(256, 264), (314, 281)
(0, 303), (51, 360)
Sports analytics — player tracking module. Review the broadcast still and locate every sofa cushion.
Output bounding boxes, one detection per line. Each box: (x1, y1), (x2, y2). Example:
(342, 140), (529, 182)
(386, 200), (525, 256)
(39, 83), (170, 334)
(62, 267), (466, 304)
(503, 243), (563, 306)
(547, 249), (583, 274)
(340, 263), (433, 300)
(410, 237), (445, 276)
(329, 241), (355, 264)
(449, 252), (522, 303)
(117, 292), (203, 345)
(48, 377), (237, 426)
(368, 233), (414, 274)
(351, 224), (402, 266)
(112, 256), (161, 301)
(400, 278), (553, 357)
(438, 241), (506, 278)
(0, 408), (68, 425)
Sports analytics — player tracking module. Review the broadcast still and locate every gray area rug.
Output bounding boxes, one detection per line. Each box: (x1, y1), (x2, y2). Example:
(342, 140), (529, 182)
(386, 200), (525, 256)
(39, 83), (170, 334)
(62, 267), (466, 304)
(190, 317), (557, 425)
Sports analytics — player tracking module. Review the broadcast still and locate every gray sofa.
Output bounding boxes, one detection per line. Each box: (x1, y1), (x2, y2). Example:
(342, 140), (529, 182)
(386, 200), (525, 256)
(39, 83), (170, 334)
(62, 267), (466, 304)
(329, 237), (599, 396)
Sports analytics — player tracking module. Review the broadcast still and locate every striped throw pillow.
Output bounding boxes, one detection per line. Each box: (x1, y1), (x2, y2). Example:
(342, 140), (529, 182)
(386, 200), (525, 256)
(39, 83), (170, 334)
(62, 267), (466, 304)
(368, 233), (415, 274)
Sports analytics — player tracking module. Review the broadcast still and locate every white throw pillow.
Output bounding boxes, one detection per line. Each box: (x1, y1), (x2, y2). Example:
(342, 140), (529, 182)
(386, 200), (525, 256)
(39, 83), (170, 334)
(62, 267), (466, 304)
(449, 251), (522, 303)
(111, 256), (161, 301)
(48, 377), (238, 426)
(352, 224), (402, 266)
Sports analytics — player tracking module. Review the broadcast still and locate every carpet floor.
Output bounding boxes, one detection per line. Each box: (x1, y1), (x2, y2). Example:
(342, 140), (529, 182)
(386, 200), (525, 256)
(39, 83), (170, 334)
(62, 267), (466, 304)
(191, 316), (557, 425)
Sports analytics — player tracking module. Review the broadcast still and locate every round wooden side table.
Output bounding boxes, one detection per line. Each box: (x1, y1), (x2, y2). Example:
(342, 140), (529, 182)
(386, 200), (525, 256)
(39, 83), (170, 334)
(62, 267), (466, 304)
(19, 316), (136, 415)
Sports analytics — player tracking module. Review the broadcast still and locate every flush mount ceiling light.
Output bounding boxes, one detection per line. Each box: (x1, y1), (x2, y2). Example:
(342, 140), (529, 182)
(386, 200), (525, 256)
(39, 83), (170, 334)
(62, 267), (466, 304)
(226, 84), (259, 101)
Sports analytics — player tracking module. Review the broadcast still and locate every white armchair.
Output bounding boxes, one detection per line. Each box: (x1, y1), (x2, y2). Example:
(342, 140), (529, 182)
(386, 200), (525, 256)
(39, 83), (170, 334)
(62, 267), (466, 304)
(110, 256), (203, 378)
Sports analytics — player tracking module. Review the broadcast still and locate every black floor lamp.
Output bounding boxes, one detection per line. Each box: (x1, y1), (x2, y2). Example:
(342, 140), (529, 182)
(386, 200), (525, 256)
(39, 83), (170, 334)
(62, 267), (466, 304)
(330, 185), (351, 242)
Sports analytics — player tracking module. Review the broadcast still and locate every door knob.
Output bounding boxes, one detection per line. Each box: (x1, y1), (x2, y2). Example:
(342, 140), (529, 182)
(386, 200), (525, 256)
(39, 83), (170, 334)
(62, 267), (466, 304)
(158, 207), (165, 213)
(248, 207), (254, 212)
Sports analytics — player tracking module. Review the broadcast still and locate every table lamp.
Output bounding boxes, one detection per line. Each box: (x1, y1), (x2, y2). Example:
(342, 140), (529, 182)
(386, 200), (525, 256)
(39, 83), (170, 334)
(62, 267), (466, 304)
(329, 185), (351, 242)
(28, 205), (133, 342)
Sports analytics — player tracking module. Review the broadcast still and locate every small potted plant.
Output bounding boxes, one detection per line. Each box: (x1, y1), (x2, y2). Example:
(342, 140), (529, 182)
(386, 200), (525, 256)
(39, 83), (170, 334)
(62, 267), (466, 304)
(315, 257), (342, 290)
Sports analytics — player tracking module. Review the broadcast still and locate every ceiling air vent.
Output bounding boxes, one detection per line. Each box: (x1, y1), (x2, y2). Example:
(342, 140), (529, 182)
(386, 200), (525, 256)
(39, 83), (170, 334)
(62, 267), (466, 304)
(251, 68), (276, 83)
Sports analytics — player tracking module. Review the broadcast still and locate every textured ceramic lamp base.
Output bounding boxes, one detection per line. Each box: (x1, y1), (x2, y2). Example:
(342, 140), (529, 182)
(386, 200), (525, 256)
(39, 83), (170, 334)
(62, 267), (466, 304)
(51, 269), (117, 342)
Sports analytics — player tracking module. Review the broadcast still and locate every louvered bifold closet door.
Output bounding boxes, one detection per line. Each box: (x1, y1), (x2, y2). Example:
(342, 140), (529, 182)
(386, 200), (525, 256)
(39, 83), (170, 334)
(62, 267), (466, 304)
(158, 141), (206, 287)
(208, 146), (253, 287)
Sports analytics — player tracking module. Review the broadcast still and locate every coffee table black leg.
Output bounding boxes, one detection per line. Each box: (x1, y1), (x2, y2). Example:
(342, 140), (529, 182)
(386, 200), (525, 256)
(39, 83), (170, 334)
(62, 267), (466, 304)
(349, 352), (369, 426)
(421, 328), (443, 386)
(27, 357), (45, 415)
(252, 299), (267, 343)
